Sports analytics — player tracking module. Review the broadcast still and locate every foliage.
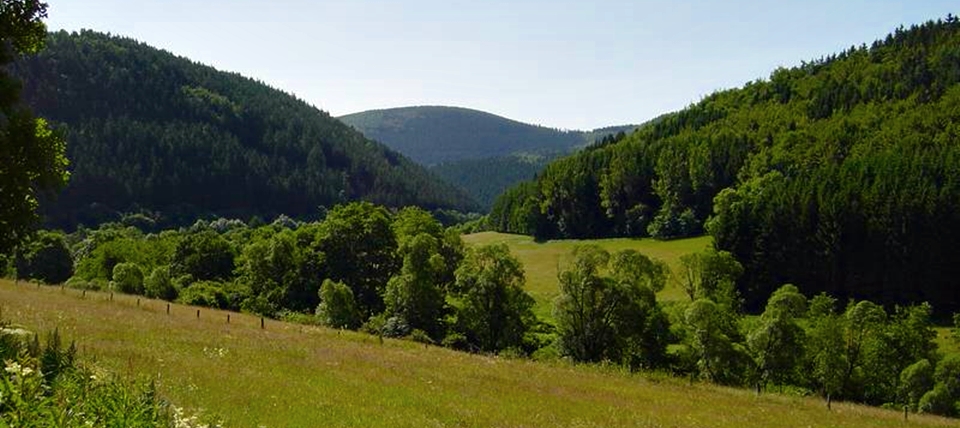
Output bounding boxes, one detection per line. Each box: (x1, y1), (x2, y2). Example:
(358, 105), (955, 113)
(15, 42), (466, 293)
(554, 245), (670, 368)
(491, 18), (960, 315)
(171, 229), (235, 282)
(339, 105), (635, 165)
(430, 153), (559, 210)
(450, 244), (535, 353)
(316, 202), (399, 317)
(111, 261), (144, 294)
(144, 265), (177, 301)
(177, 280), (230, 309)
(677, 248), (742, 305)
(13, 30), (475, 230)
(747, 285), (807, 390)
(14, 229), (72, 284)
(0, 0), (69, 258)
(317, 279), (360, 329)
(0, 323), (175, 426)
(384, 233), (449, 340)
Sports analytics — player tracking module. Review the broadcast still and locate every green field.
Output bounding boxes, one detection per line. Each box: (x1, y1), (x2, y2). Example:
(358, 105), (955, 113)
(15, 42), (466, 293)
(463, 232), (712, 319)
(1, 279), (952, 427)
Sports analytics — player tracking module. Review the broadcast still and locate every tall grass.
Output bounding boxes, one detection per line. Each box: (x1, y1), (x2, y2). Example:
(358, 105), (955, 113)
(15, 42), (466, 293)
(1, 279), (953, 427)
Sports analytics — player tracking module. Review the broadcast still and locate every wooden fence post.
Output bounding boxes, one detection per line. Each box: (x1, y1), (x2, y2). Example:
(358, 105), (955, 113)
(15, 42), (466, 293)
(166, 303), (170, 315)
(260, 317), (264, 329)
(196, 309), (200, 319)
(227, 314), (230, 324)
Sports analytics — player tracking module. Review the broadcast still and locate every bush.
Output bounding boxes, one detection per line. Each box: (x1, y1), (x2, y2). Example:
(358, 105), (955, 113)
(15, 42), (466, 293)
(177, 281), (228, 309)
(316, 279), (360, 329)
(64, 276), (93, 290)
(15, 231), (74, 284)
(278, 311), (321, 326)
(112, 262), (144, 294)
(919, 384), (957, 416)
(144, 266), (177, 301)
(241, 295), (277, 317)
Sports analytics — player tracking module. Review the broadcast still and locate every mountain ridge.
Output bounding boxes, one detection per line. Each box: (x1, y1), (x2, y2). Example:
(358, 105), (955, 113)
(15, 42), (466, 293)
(13, 30), (478, 228)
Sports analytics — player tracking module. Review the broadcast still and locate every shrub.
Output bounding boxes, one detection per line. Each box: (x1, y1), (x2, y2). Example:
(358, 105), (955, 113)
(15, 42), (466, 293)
(177, 281), (228, 309)
(316, 279), (360, 329)
(144, 266), (177, 301)
(919, 384), (956, 416)
(241, 295), (277, 317)
(112, 262), (144, 294)
(64, 276), (92, 290)
(15, 231), (73, 284)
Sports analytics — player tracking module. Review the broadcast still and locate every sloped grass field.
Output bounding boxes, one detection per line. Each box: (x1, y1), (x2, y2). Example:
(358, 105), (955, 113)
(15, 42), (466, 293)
(463, 232), (711, 319)
(1, 280), (953, 427)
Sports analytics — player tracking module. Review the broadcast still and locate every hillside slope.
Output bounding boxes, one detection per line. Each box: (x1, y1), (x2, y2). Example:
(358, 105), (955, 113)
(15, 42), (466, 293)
(13, 31), (477, 228)
(428, 152), (559, 209)
(339, 106), (637, 165)
(492, 17), (960, 313)
(341, 105), (637, 208)
(2, 280), (950, 428)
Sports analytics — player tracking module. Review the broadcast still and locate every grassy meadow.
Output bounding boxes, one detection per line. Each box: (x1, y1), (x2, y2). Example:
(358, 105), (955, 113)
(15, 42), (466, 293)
(2, 279), (954, 427)
(462, 232), (711, 319)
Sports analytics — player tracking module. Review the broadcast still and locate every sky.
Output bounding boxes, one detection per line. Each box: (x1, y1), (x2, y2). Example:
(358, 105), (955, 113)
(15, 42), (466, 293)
(47, 0), (957, 130)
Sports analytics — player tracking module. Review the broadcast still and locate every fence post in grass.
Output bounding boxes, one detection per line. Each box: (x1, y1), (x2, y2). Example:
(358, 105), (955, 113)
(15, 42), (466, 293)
(166, 303), (170, 315)
(227, 314), (230, 324)
(196, 309), (200, 319)
(260, 317), (264, 329)
(137, 298), (140, 307)
(110, 292), (113, 301)
(904, 405), (908, 421)
(826, 394), (831, 410)
(82, 289), (86, 298)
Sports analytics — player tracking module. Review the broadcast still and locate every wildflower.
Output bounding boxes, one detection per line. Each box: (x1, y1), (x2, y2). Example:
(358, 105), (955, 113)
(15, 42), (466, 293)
(4, 361), (20, 375)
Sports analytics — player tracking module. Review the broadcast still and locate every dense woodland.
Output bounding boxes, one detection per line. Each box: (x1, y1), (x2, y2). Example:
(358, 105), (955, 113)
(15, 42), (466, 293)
(340, 106), (637, 165)
(341, 106), (638, 208)
(429, 152), (558, 209)
(491, 18), (960, 315)
(8, 202), (960, 416)
(11, 31), (477, 230)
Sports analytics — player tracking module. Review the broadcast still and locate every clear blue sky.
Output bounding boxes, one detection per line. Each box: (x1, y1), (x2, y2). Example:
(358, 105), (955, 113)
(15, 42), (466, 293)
(47, 0), (956, 130)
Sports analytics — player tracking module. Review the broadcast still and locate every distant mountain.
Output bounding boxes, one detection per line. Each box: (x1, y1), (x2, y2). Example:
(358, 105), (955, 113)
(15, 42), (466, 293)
(13, 31), (477, 228)
(339, 106), (638, 165)
(340, 106), (638, 209)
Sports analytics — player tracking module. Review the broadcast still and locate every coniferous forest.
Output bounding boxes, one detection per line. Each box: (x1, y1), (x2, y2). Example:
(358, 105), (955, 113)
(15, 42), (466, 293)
(491, 17), (960, 315)
(11, 30), (478, 230)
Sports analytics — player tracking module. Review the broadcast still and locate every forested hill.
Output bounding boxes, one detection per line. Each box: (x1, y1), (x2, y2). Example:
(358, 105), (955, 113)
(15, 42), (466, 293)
(339, 106), (637, 165)
(13, 30), (477, 229)
(491, 17), (960, 314)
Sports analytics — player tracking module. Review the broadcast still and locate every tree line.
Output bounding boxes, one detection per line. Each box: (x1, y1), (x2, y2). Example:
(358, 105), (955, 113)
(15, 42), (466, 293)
(6, 202), (960, 416)
(11, 30), (477, 231)
(490, 16), (960, 315)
